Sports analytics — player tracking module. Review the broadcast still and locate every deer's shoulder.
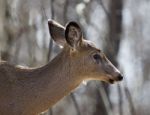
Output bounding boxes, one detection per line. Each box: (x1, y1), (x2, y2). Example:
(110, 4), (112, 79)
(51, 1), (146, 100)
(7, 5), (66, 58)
(0, 61), (20, 83)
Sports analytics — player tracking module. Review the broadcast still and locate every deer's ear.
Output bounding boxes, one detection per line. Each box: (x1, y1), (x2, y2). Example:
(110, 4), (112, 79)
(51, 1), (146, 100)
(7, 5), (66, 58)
(48, 19), (66, 46)
(65, 22), (82, 48)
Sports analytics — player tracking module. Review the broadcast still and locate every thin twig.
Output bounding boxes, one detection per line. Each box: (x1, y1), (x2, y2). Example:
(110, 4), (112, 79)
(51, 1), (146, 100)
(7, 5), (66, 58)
(95, 82), (113, 115)
(41, 4), (48, 20)
(98, 0), (111, 23)
(63, 0), (69, 24)
(123, 79), (136, 115)
(70, 93), (81, 115)
(50, 0), (54, 19)
(117, 84), (123, 115)
(47, 0), (54, 61)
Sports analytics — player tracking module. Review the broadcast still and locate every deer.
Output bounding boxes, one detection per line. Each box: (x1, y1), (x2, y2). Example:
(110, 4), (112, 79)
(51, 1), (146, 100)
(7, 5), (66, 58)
(0, 20), (123, 115)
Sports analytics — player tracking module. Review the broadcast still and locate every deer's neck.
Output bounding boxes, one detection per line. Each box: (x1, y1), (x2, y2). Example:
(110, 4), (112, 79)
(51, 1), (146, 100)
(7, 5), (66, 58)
(21, 48), (81, 113)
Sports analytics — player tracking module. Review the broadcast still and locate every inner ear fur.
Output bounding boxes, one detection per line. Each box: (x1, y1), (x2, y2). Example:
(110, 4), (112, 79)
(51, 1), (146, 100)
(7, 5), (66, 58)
(65, 21), (83, 48)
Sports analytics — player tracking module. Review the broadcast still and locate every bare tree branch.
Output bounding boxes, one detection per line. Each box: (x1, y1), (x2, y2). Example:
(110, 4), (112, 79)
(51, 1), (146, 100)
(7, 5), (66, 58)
(98, 0), (111, 23)
(2, 0), (13, 61)
(95, 82), (113, 115)
(47, 0), (54, 61)
(70, 93), (81, 115)
(124, 79), (136, 115)
(117, 84), (123, 115)
(63, 0), (69, 24)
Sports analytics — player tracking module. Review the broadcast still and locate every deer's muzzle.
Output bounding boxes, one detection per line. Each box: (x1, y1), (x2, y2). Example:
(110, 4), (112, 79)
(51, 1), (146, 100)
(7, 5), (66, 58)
(108, 74), (123, 84)
(117, 74), (123, 81)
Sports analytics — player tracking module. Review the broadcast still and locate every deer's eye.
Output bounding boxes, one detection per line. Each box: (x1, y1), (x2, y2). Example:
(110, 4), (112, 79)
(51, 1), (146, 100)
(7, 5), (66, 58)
(93, 54), (101, 63)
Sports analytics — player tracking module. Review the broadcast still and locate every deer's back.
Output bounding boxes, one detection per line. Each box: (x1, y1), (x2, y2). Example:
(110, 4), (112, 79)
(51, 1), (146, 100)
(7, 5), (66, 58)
(0, 61), (17, 87)
(0, 61), (45, 115)
(0, 61), (28, 115)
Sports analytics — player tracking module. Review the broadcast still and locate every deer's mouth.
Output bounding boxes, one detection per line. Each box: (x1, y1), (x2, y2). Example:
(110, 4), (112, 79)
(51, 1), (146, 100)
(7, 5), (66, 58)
(106, 74), (123, 84)
(108, 79), (115, 84)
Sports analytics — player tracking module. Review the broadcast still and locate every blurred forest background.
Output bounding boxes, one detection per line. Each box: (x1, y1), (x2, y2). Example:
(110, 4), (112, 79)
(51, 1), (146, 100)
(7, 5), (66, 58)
(0, 0), (150, 115)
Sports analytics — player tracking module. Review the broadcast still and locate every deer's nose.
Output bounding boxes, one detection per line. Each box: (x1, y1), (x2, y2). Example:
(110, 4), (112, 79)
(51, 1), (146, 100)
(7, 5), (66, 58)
(117, 74), (123, 81)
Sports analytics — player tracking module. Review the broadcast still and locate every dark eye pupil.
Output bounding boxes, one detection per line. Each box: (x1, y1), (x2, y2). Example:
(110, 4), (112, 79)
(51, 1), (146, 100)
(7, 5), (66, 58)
(93, 54), (101, 60)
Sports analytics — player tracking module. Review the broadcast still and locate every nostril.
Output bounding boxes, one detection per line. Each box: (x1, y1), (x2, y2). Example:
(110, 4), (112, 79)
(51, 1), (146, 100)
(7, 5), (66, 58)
(117, 74), (123, 81)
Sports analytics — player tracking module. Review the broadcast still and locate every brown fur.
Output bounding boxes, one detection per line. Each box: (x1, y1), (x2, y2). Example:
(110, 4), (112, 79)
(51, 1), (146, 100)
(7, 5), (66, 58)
(0, 20), (123, 115)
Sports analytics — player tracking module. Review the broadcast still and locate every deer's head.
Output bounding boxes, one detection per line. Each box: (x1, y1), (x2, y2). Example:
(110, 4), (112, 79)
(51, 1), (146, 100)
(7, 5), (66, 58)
(48, 20), (123, 84)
